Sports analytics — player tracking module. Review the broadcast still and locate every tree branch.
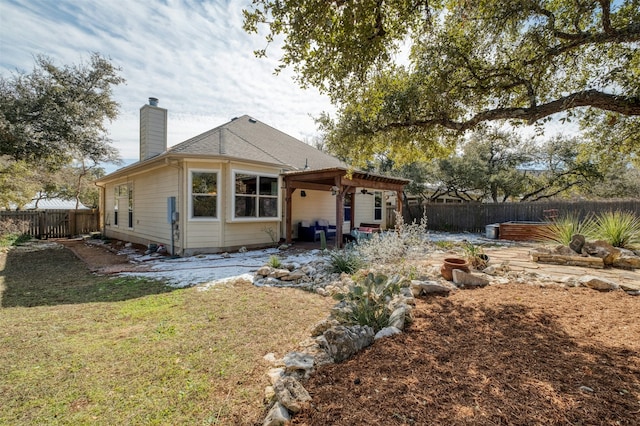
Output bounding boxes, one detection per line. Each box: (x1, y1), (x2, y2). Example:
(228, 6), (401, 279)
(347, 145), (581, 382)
(379, 90), (640, 132)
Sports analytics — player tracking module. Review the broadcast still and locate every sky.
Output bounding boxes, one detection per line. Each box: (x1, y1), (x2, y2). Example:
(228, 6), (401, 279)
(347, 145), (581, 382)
(0, 0), (334, 165)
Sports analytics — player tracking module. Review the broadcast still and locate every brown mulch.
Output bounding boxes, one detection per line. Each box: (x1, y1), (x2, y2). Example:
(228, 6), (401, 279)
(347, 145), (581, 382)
(293, 284), (640, 425)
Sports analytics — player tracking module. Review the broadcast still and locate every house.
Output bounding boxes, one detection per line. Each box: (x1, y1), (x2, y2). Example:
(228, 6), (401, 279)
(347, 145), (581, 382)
(96, 98), (408, 255)
(6, 194), (90, 210)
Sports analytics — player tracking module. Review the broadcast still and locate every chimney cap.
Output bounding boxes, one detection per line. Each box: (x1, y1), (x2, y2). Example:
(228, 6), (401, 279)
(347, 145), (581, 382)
(148, 97), (159, 107)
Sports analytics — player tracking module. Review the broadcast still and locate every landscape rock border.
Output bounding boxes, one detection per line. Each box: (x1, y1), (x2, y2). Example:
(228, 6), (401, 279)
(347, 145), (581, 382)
(253, 244), (639, 425)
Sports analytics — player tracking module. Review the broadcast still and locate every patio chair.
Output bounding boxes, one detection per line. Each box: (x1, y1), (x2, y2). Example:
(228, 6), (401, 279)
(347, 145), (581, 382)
(316, 219), (336, 240)
(298, 220), (323, 242)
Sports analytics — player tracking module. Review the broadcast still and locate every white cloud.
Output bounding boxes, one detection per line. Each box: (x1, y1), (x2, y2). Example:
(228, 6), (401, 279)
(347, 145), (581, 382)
(0, 0), (335, 161)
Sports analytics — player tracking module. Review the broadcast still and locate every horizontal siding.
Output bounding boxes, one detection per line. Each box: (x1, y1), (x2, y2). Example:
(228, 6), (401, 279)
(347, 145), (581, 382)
(103, 168), (179, 247)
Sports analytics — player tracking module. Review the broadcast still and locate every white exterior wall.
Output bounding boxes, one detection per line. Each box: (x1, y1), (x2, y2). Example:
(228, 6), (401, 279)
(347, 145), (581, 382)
(182, 160), (282, 255)
(102, 166), (180, 249)
(290, 189), (336, 238)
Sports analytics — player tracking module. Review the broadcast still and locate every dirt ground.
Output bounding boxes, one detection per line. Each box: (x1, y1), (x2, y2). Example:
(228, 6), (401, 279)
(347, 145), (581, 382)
(55, 239), (640, 425)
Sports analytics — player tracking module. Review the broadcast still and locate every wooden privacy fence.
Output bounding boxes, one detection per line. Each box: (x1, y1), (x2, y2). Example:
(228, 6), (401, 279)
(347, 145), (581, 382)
(0, 209), (100, 239)
(404, 199), (640, 233)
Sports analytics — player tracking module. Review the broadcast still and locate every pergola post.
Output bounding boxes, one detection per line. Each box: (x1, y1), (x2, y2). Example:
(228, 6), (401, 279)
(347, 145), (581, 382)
(285, 186), (295, 243)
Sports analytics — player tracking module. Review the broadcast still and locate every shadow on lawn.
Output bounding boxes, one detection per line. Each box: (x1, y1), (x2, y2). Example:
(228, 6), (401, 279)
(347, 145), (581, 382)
(0, 246), (174, 307)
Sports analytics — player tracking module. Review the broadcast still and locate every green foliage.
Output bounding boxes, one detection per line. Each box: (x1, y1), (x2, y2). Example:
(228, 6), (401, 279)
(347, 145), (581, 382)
(244, 1), (640, 166)
(0, 232), (31, 248)
(328, 248), (364, 274)
(591, 211), (640, 249)
(0, 218), (31, 247)
(267, 255), (282, 268)
(537, 211), (640, 249)
(0, 53), (124, 169)
(320, 229), (327, 250)
(536, 214), (596, 245)
(463, 242), (488, 270)
(333, 272), (406, 332)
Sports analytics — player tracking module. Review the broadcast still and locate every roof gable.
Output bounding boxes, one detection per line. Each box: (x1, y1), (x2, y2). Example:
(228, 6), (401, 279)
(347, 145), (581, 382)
(168, 115), (346, 170)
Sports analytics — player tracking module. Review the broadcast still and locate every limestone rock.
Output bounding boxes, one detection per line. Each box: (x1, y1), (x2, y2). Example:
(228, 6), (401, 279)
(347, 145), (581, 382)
(310, 318), (340, 337)
(263, 402), (290, 426)
(582, 240), (620, 265)
(319, 325), (374, 363)
(256, 266), (272, 277)
(375, 326), (402, 340)
(279, 270), (307, 281)
(268, 268), (291, 279)
(579, 275), (619, 291)
(388, 306), (407, 330)
(273, 376), (311, 414)
(612, 249), (640, 269)
(266, 367), (285, 385)
(410, 279), (454, 296)
(452, 269), (490, 288)
(283, 352), (315, 378)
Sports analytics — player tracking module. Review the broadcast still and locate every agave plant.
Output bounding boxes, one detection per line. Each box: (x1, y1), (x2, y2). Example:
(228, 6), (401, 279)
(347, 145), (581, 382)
(591, 210), (640, 249)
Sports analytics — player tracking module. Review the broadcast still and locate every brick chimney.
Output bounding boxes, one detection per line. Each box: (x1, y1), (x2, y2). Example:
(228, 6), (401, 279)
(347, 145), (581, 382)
(140, 97), (167, 160)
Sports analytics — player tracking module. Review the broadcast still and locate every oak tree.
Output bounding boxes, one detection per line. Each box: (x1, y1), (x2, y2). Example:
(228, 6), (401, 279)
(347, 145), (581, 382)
(244, 0), (640, 164)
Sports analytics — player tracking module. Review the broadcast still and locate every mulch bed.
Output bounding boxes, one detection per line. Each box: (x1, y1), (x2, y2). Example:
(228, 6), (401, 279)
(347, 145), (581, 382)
(292, 284), (640, 425)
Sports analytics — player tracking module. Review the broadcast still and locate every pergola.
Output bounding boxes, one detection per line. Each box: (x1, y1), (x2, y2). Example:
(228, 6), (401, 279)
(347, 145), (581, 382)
(282, 168), (410, 247)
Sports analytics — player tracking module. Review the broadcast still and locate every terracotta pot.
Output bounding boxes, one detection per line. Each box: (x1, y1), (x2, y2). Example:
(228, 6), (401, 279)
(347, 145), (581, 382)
(440, 257), (470, 281)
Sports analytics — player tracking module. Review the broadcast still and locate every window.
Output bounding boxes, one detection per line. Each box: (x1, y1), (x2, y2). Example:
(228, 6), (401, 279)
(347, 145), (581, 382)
(234, 171), (278, 219)
(344, 193), (352, 221)
(128, 185), (133, 228)
(114, 183), (132, 227)
(374, 191), (383, 221)
(113, 188), (119, 226)
(190, 171), (218, 218)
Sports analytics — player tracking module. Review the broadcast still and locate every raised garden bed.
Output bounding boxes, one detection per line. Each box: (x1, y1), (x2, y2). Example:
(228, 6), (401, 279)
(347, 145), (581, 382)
(499, 221), (551, 241)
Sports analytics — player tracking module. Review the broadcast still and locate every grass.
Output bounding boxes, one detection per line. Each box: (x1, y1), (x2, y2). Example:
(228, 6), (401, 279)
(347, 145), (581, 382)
(0, 245), (334, 425)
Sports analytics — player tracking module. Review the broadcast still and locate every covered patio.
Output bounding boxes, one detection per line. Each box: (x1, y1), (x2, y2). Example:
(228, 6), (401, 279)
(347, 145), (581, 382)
(282, 168), (409, 247)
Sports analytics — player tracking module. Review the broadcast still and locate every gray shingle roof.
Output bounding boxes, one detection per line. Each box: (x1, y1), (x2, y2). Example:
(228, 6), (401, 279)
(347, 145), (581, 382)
(168, 115), (346, 171)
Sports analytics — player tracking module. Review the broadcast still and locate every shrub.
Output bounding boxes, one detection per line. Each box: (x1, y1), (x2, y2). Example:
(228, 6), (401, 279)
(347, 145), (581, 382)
(328, 248), (364, 274)
(535, 213), (596, 245)
(463, 242), (488, 270)
(591, 210), (640, 249)
(332, 272), (407, 332)
(356, 212), (429, 264)
(0, 218), (32, 247)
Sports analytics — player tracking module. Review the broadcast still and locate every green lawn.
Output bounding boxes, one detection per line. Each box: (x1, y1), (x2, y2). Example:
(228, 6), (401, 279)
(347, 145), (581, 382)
(0, 246), (333, 425)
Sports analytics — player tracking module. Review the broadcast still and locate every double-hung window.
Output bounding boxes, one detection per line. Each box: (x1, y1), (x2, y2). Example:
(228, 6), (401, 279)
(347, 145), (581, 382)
(374, 191), (383, 221)
(190, 170), (218, 219)
(114, 183), (133, 228)
(234, 171), (278, 219)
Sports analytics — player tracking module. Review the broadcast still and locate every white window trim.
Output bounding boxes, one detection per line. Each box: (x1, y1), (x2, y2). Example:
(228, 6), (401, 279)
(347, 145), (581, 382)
(188, 168), (220, 221)
(373, 190), (383, 222)
(231, 169), (281, 222)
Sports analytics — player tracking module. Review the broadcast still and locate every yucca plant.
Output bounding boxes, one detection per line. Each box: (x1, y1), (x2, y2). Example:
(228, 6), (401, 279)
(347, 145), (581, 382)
(333, 273), (406, 332)
(591, 210), (640, 249)
(535, 213), (596, 245)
